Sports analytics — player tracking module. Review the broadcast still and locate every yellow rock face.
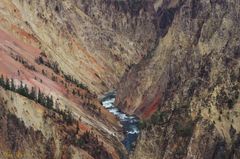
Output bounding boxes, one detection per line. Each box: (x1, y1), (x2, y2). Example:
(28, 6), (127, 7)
(0, 0), (158, 94)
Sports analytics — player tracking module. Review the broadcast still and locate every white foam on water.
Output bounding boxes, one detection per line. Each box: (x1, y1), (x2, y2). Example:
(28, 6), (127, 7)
(117, 113), (128, 120)
(102, 98), (115, 108)
(127, 127), (140, 134)
(108, 108), (120, 115)
(102, 94), (140, 151)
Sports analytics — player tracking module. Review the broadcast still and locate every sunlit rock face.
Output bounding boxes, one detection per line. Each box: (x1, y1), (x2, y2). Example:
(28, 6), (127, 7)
(0, 1), (160, 158)
(0, 0), (240, 159)
(116, 0), (240, 159)
(0, 0), (158, 94)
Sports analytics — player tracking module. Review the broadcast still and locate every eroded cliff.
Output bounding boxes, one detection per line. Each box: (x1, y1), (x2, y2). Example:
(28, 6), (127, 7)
(116, 0), (240, 158)
(0, 0), (240, 159)
(0, 0), (159, 94)
(0, 1), (159, 158)
(0, 27), (126, 158)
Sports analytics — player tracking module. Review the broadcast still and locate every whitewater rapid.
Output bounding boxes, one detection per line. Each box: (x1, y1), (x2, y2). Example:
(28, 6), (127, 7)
(101, 93), (140, 151)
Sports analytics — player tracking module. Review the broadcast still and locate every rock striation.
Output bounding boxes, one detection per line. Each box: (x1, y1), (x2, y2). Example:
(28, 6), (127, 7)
(116, 0), (240, 158)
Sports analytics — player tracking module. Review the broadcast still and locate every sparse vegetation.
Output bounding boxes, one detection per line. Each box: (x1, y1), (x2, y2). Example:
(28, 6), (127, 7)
(216, 85), (239, 109)
(0, 75), (53, 110)
(138, 110), (171, 129)
(35, 55), (89, 92)
(59, 109), (74, 125)
(150, 111), (165, 125)
(11, 53), (36, 71)
(35, 56), (60, 74)
(63, 73), (89, 91)
(75, 131), (111, 159)
(175, 121), (194, 137)
(51, 73), (57, 81)
(82, 102), (101, 116)
(0, 74), (78, 126)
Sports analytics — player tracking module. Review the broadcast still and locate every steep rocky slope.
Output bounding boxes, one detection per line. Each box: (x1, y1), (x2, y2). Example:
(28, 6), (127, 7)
(0, 89), (122, 159)
(0, 0), (158, 94)
(0, 28), (127, 159)
(0, 1), (160, 158)
(1, 0), (240, 159)
(115, 0), (240, 158)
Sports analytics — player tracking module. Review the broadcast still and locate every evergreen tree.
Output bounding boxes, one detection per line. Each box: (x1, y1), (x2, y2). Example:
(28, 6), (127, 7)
(0, 78), (56, 111)
(38, 90), (43, 104)
(5, 78), (10, 90)
(30, 87), (36, 101)
(39, 56), (44, 64)
(63, 109), (74, 125)
(50, 96), (53, 107)
(0, 74), (4, 86)
(23, 84), (29, 97)
(46, 95), (53, 109)
(17, 81), (24, 94)
(10, 78), (15, 91)
(38, 90), (47, 107)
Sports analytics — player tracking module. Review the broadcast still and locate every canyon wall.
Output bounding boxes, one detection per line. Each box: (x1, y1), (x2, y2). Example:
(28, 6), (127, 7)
(0, 0), (240, 158)
(0, 0), (159, 94)
(115, 0), (240, 158)
(0, 27), (127, 158)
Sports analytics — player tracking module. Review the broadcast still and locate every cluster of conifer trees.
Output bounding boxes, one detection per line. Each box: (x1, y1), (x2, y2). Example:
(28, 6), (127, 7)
(63, 73), (88, 90)
(0, 75), (75, 124)
(0, 75), (53, 109)
(35, 56), (60, 74)
(36, 55), (88, 91)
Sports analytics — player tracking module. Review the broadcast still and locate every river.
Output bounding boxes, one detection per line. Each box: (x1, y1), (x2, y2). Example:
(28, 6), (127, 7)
(101, 92), (140, 152)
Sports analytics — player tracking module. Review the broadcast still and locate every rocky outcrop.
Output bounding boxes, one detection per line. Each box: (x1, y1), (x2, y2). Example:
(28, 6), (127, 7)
(116, 0), (240, 158)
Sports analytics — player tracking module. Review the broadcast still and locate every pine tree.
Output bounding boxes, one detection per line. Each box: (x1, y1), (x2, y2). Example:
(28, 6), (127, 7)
(38, 90), (43, 104)
(0, 75), (4, 86)
(17, 81), (24, 94)
(23, 84), (29, 97)
(39, 56), (44, 64)
(50, 96), (53, 107)
(63, 109), (74, 125)
(38, 90), (47, 107)
(30, 87), (36, 101)
(10, 78), (15, 91)
(46, 95), (53, 109)
(5, 78), (10, 90)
